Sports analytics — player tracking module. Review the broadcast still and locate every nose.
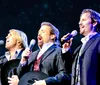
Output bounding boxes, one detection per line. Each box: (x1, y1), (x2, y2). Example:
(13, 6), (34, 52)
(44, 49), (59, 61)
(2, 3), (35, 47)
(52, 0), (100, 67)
(6, 35), (8, 39)
(78, 20), (82, 26)
(38, 30), (42, 36)
(6, 34), (10, 39)
(78, 20), (81, 25)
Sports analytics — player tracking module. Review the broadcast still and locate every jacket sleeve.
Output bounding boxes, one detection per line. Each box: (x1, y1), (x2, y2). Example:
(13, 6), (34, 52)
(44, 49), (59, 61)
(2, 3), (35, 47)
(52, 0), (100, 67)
(45, 48), (71, 85)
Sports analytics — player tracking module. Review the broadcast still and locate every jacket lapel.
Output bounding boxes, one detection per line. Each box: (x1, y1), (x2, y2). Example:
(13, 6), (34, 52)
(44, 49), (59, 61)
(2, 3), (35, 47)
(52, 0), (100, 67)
(80, 34), (99, 56)
(41, 44), (56, 62)
(28, 50), (40, 64)
(16, 49), (23, 59)
(73, 45), (82, 56)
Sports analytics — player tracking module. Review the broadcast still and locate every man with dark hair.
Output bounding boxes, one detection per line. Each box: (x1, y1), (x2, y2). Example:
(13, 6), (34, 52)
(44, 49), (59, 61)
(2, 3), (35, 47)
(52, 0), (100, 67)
(61, 9), (100, 85)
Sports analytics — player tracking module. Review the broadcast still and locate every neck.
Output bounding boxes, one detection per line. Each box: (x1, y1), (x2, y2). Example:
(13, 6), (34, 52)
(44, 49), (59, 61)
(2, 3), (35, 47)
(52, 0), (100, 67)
(9, 47), (22, 57)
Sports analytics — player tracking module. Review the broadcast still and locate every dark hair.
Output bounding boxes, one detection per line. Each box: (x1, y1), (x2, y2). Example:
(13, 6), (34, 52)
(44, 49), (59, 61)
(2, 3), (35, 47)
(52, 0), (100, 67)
(41, 22), (60, 46)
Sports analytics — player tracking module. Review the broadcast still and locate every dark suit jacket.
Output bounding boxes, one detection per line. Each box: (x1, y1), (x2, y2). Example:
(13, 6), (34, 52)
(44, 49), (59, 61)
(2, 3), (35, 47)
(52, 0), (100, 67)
(17, 44), (70, 85)
(71, 34), (100, 85)
(0, 49), (23, 85)
(0, 50), (23, 68)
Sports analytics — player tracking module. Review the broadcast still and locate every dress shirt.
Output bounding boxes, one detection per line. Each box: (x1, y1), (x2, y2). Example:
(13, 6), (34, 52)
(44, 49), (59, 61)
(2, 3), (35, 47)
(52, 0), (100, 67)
(75, 32), (97, 85)
(5, 49), (22, 61)
(37, 42), (54, 60)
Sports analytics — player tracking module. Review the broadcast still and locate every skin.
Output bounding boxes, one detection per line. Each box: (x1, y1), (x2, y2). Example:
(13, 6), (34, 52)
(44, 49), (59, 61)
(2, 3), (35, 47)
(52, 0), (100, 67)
(8, 25), (56, 85)
(38, 25), (55, 44)
(78, 12), (97, 36)
(61, 12), (97, 49)
(5, 31), (22, 58)
(6, 31), (18, 51)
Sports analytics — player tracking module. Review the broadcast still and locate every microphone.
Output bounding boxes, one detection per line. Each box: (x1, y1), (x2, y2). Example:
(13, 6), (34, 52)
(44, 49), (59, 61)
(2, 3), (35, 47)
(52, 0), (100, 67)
(61, 30), (78, 44)
(23, 39), (36, 59)
(0, 40), (4, 45)
(28, 39), (36, 51)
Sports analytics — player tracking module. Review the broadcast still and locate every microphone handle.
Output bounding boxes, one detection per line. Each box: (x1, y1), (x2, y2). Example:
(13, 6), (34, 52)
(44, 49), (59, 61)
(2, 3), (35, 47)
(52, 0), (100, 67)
(61, 35), (73, 45)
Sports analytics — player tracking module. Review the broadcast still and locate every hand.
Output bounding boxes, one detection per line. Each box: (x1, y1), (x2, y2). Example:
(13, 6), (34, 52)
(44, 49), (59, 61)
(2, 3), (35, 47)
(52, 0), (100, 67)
(8, 75), (19, 85)
(20, 48), (31, 64)
(61, 33), (73, 49)
(33, 80), (46, 85)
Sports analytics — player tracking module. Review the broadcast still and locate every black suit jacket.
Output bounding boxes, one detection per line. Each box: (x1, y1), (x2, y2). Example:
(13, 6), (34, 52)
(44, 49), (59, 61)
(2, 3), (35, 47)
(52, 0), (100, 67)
(0, 50), (23, 68)
(71, 34), (100, 85)
(0, 49), (23, 85)
(17, 44), (70, 85)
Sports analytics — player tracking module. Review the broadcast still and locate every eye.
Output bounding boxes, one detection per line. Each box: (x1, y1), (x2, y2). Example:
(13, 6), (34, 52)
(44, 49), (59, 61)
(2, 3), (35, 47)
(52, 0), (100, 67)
(82, 18), (86, 21)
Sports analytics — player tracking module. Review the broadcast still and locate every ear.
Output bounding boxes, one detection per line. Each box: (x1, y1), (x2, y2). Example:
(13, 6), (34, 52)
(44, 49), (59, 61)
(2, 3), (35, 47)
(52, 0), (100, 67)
(17, 40), (21, 46)
(51, 34), (56, 40)
(93, 21), (97, 27)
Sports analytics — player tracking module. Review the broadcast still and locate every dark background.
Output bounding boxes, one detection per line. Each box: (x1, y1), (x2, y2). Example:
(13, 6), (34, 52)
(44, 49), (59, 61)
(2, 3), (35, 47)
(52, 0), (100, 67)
(0, 0), (100, 55)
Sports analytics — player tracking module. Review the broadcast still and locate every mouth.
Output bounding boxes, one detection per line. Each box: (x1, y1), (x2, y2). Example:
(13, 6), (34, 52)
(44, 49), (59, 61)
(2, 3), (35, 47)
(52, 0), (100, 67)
(38, 35), (42, 41)
(6, 39), (10, 43)
(80, 25), (85, 30)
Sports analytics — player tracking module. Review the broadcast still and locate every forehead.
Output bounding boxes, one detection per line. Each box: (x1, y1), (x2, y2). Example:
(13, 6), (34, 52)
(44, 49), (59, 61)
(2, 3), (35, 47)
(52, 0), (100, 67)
(80, 12), (91, 19)
(9, 30), (16, 34)
(39, 25), (51, 31)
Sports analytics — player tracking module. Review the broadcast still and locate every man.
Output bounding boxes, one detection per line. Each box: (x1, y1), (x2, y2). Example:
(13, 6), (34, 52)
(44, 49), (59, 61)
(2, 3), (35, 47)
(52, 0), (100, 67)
(0, 29), (28, 84)
(8, 22), (70, 85)
(61, 9), (100, 85)
(0, 29), (28, 65)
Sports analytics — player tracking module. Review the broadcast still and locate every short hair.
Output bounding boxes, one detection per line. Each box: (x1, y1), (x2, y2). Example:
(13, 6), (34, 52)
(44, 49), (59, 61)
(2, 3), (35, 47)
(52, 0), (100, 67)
(81, 9), (100, 32)
(9, 29), (28, 48)
(41, 22), (60, 46)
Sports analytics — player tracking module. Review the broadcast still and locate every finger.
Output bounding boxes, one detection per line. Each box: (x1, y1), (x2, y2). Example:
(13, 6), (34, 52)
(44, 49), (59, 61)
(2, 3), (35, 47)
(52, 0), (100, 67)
(61, 33), (70, 41)
(34, 80), (37, 82)
(8, 77), (12, 81)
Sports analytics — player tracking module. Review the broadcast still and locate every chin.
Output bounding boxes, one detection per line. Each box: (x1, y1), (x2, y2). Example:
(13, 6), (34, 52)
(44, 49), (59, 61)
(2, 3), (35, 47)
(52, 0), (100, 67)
(5, 45), (10, 49)
(80, 31), (82, 34)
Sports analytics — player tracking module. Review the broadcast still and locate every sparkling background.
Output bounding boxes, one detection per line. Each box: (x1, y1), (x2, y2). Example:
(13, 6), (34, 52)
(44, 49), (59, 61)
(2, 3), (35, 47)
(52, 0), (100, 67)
(0, 0), (100, 55)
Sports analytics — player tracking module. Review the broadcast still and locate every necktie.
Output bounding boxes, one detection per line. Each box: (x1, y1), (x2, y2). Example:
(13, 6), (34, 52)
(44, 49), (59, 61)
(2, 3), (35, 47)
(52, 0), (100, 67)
(33, 55), (42, 71)
(75, 43), (86, 85)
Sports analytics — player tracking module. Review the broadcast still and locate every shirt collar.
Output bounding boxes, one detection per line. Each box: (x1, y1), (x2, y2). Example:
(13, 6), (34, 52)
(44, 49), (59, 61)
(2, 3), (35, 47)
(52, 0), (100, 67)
(81, 32), (97, 44)
(41, 42), (54, 50)
(5, 49), (22, 60)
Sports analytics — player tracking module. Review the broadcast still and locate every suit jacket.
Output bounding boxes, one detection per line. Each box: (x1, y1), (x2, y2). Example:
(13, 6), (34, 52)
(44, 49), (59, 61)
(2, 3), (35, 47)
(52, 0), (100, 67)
(17, 44), (70, 85)
(71, 34), (100, 85)
(0, 49), (23, 85)
(0, 50), (23, 68)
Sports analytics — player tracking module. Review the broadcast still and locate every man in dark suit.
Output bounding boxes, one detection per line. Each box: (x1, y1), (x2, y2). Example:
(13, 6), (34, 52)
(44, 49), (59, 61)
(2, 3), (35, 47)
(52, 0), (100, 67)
(8, 22), (70, 85)
(0, 29), (28, 84)
(61, 9), (100, 85)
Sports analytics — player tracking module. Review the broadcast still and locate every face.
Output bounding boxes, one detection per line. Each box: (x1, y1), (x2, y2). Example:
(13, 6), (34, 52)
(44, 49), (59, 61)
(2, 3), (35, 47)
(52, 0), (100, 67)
(79, 12), (94, 36)
(5, 31), (17, 50)
(38, 25), (53, 44)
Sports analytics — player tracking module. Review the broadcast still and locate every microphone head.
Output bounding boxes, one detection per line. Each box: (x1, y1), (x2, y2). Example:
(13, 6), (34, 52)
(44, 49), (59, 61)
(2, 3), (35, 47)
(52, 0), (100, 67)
(29, 39), (36, 46)
(71, 30), (78, 37)
(0, 40), (4, 45)
(29, 39), (36, 51)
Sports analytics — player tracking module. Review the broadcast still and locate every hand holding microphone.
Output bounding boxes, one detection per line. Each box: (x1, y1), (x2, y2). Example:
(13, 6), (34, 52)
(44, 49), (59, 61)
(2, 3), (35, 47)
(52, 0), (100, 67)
(61, 30), (78, 49)
(21, 39), (36, 63)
